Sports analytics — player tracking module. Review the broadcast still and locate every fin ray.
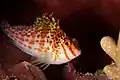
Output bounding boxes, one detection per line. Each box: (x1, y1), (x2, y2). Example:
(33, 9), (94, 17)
(34, 13), (59, 29)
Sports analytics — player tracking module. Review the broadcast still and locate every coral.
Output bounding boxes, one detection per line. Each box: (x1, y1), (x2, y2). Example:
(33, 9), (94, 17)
(64, 63), (110, 80)
(0, 65), (9, 80)
(8, 61), (47, 80)
(100, 32), (120, 80)
(0, 61), (47, 80)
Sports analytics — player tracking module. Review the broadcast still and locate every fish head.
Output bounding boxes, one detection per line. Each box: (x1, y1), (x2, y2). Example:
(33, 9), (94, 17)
(52, 37), (81, 64)
(63, 37), (81, 58)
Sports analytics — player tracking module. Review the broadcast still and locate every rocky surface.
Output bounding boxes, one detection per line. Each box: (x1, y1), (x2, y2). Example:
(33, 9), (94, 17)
(0, 65), (8, 80)
(64, 63), (112, 80)
(0, 61), (47, 80)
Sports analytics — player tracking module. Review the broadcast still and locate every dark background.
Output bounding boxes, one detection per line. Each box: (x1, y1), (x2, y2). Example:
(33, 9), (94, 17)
(0, 0), (120, 80)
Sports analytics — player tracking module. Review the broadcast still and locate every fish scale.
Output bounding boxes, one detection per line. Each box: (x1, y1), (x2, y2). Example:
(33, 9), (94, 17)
(0, 13), (81, 70)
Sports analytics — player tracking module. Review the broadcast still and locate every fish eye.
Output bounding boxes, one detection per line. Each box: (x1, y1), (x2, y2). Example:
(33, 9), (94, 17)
(65, 39), (70, 46)
(65, 41), (70, 46)
(65, 41), (69, 45)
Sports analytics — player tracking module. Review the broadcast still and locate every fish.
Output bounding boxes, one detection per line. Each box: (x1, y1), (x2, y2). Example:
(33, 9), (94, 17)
(0, 13), (81, 70)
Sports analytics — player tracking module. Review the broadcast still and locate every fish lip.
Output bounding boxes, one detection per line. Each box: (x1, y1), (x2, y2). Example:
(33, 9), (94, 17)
(75, 49), (81, 56)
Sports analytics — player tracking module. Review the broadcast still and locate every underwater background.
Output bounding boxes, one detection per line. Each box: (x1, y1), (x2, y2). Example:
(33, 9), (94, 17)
(0, 0), (120, 80)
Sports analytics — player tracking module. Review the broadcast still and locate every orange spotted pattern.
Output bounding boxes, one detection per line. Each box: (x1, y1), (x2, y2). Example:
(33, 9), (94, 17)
(1, 13), (81, 64)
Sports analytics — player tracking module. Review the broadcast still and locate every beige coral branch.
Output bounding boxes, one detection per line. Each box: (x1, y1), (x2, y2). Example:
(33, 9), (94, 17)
(116, 32), (120, 67)
(100, 36), (116, 61)
(100, 32), (120, 80)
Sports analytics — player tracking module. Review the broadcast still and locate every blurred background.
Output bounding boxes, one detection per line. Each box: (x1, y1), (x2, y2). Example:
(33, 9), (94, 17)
(0, 0), (120, 80)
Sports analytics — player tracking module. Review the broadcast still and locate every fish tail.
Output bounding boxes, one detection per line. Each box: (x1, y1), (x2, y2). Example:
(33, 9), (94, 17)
(0, 20), (10, 30)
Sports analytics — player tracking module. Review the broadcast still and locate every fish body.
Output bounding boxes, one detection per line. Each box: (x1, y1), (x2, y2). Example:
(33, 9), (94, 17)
(0, 14), (81, 65)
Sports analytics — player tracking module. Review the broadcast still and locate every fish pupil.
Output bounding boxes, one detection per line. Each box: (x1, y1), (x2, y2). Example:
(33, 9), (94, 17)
(65, 42), (68, 45)
(65, 41), (70, 46)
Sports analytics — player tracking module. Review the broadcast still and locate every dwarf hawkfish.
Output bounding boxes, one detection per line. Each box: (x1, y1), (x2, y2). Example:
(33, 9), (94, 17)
(0, 13), (81, 70)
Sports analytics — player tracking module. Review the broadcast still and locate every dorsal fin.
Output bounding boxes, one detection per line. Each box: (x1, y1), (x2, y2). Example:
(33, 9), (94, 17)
(33, 13), (60, 29)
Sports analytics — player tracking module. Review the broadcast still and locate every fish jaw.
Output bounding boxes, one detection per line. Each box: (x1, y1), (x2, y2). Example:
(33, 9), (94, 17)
(50, 43), (81, 65)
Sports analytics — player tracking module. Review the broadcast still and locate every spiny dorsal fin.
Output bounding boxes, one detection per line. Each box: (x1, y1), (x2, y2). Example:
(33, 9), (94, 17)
(33, 13), (60, 29)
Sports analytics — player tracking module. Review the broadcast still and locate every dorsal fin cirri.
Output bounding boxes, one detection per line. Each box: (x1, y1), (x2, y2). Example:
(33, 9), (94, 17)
(33, 13), (60, 29)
